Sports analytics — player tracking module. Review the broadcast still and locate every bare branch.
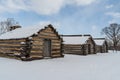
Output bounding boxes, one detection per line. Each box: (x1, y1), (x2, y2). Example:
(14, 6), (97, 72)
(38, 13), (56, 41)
(102, 23), (120, 51)
(0, 18), (19, 35)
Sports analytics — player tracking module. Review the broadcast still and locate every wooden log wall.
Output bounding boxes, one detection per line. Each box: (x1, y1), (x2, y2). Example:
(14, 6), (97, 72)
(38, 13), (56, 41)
(30, 26), (62, 58)
(0, 39), (26, 57)
(103, 43), (108, 53)
(30, 37), (44, 59)
(100, 45), (107, 53)
(41, 27), (62, 57)
(90, 44), (95, 54)
(95, 44), (108, 53)
(95, 45), (102, 53)
(87, 38), (96, 54)
(63, 44), (86, 55)
(84, 44), (89, 55)
(101, 46), (105, 53)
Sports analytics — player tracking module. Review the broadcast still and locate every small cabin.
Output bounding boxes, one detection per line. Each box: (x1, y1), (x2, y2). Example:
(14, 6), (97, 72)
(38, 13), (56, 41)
(94, 38), (108, 53)
(0, 24), (64, 60)
(62, 35), (96, 55)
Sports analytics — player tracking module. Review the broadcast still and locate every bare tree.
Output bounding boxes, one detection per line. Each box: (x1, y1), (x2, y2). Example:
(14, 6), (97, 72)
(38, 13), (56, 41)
(0, 18), (19, 35)
(102, 23), (120, 51)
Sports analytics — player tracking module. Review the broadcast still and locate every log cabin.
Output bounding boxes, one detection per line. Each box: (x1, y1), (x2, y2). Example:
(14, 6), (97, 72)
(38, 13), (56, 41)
(94, 38), (108, 53)
(61, 35), (96, 55)
(0, 24), (64, 61)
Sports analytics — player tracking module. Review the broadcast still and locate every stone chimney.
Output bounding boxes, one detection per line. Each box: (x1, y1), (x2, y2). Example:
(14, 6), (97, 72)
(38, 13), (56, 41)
(10, 25), (21, 31)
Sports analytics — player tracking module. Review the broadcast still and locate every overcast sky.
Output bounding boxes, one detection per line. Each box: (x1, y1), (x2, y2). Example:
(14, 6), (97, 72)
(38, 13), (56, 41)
(0, 0), (120, 37)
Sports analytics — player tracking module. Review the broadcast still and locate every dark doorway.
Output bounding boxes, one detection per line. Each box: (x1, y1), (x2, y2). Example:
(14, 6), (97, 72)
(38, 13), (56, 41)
(100, 46), (102, 53)
(88, 44), (91, 54)
(43, 39), (51, 58)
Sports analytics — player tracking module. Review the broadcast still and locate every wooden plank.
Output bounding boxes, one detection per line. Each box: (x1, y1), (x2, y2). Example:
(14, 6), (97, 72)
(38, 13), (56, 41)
(64, 50), (82, 53)
(64, 44), (83, 46)
(0, 46), (22, 48)
(32, 45), (43, 49)
(32, 37), (42, 41)
(52, 47), (60, 50)
(52, 42), (61, 45)
(52, 49), (60, 51)
(64, 51), (83, 54)
(52, 52), (61, 55)
(38, 35), (59, 39)
(0, 51), (20, 54)
(32, 44), (43, 46)
(40, 34), (57, 38)
(31, 50), (43, 53)
(33, 42), (43, 45)
(52, 43), (61, 46)
(0, 39), (26, 42)
(52, 50), (61, 53)
(64, 50), (82, 52)
(39, 31), (54, 35)
(64, 48), (82, 50)
(31, 49), (42, 52)
(30, 52), (43, 55)
(51, 45), (61, 47)
(64, 49), (82, 51)
(0, 49), (21, 52)
(0, 44), (24, 47)
(0, 42), (22, 44)
(63, 46), (82, 48)
(32, 42), (43, 45)
(40, 32), (57, 36)
(30, 55), (43, 58)
(33, 40), (43, 43)
(64, 47), (82, 49)
(0, 47), (21, 50)
(31, 48), (43, 51)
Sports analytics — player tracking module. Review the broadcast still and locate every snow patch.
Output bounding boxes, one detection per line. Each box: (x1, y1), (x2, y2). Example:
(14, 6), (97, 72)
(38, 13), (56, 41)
(94, 39), (105, 45)
(0, 24), (50, 39)
(63, 36), (90, 44)
(0, 51), (120, 80)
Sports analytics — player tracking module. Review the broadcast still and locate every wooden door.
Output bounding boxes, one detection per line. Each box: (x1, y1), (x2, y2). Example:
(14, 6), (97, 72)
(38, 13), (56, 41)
(44, 39), (51, 57)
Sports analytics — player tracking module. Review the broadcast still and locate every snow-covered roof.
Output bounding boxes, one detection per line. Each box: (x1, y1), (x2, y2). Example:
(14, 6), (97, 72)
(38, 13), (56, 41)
(0, 24), (48, 39)
(94, 39), (105, 46)
(63, 36), (90, 44)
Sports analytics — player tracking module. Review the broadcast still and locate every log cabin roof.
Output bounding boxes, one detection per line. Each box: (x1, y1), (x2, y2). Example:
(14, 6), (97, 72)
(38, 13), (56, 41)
(0, 24), (52, 39)
(94, 38), (106, 46)
(62, 35), (91, 44)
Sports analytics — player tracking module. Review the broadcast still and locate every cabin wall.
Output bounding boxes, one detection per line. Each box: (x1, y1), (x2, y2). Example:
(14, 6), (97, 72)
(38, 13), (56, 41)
(63, 44), (89, 55)
(64, 44), (84, 55)
(0, 39), (26, 58)
(102, 43), (108, 53)
(87, 38), (96, 54)
(29, 37), (44, 59)
(84, 44), (89, 55)
(102, 45), (105, 53)
(96, 45), (102, 53)
(96, 44), (108, 53)
(30, 27), (63, 59)
(104, 42), (108, 53)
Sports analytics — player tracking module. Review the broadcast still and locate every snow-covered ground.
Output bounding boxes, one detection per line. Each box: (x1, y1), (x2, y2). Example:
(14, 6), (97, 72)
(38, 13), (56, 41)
(0, 51), (120, 80)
